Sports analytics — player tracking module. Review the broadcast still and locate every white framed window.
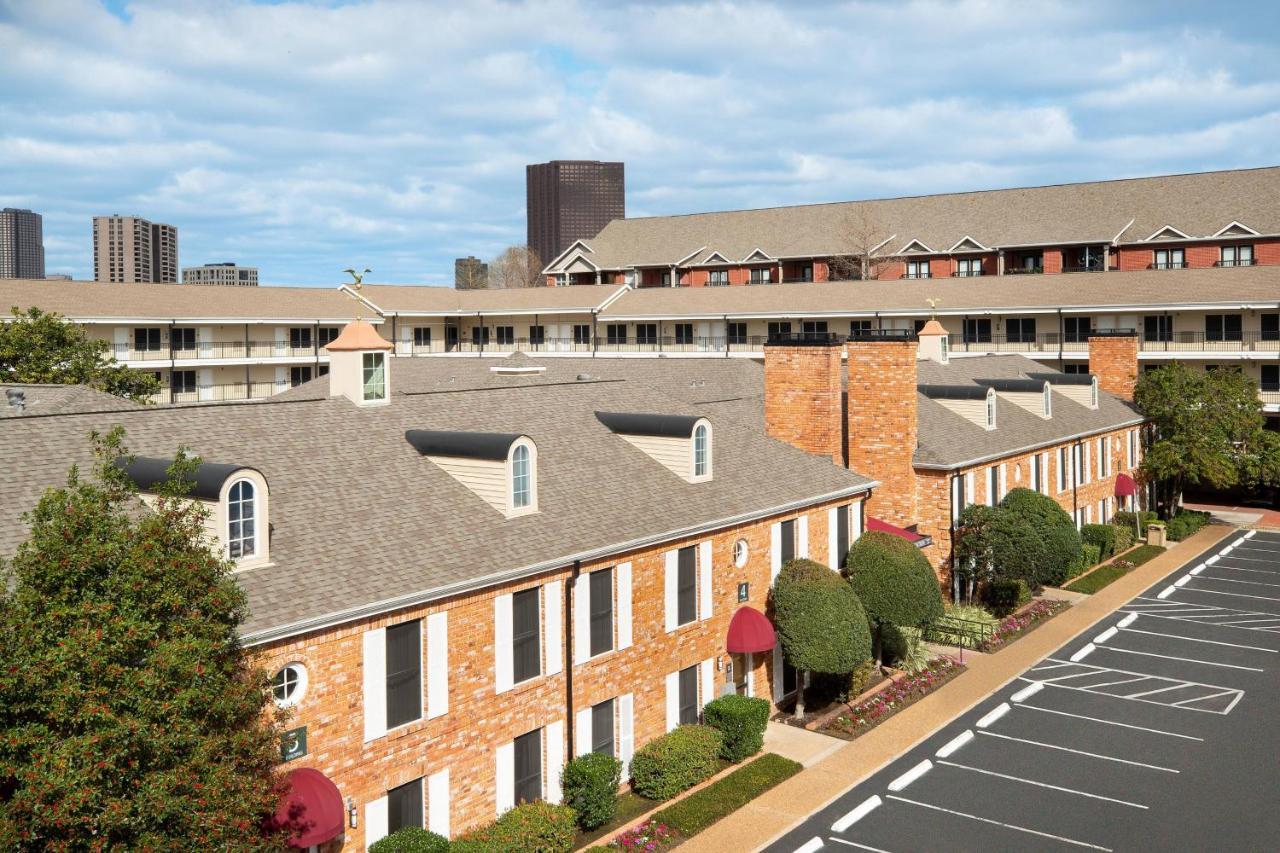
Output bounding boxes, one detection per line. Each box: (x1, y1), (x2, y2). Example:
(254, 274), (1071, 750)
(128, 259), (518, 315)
(1043, 384), (1052, 417)
(692, 422), (711, 480)
(271, 662), (308, 708)
(985, 389), (996, 430)
(1090, 376), (1099, 409)
(733, 538), (749, 568)
(362, 352), (387, 402)
(227, 479), (257, 559)
(508, 438), (538, 515)
(906, 259), (931, 279)
(986, 467), (998, 507)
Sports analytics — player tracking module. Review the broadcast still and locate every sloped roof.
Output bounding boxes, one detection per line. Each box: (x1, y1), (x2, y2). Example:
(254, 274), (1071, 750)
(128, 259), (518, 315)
(0, 383), (142, 418)
(550, 166), (1280, 272)
(354, 283), (626, 316)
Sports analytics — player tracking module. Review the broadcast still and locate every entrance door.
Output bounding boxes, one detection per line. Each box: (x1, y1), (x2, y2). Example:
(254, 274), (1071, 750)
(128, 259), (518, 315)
(731, 652), (752, 696)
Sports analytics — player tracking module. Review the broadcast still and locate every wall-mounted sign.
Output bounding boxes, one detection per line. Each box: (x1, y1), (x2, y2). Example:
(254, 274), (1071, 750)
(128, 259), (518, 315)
(281, 726), (308, 762)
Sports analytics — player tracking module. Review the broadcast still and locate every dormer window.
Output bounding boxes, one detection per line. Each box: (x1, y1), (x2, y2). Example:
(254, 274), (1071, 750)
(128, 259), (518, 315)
(228, 479), (257, 559)
(406, 431), (538, 518)
(986, 389), (997, 430)
(596, 412), (713, 484)
(1043, 384), (1052, 418)
(362, 352), (387, 402)
(693, 422), (711, 480)
(512, 443), (532, 510)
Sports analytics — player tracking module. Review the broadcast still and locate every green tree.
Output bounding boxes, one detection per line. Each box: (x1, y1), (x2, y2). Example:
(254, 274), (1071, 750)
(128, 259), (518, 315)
(1135, 363), (1280, 515)
(999, 488), (1081, 587)
(0, 306), (160, 402)
(843, 532), (944, 665)
(0, 429), (286, 850)
(771, 558), (872, 720)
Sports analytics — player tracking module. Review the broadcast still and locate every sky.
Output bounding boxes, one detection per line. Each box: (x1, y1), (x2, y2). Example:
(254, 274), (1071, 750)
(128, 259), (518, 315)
(2, 0), (1279, 287)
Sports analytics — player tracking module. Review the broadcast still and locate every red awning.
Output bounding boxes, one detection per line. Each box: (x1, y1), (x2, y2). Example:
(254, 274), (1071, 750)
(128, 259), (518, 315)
(867, 516), (931, 549)
(273, 768), (344, 849)
(726, 606), (776, 654)
(1115, 473), (1137, 497)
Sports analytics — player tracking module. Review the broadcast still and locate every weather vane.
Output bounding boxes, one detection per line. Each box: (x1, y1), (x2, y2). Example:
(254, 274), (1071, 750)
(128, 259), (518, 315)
(343, 267), (371, 320)
(926, 297), (941, 317)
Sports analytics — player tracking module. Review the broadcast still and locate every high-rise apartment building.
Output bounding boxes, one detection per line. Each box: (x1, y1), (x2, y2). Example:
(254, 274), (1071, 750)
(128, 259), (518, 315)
(526, 160), (624, 268)
(0, 208), (45, 279)
(93, 215), (179, 283)
(454, 255), (489, 289)
(182, 262), (260, 286)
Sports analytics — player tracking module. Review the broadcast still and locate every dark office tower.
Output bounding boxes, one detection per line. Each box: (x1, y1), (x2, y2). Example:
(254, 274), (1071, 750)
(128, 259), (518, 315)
(0, 208), (45, 279)
(454, 255), (489, 289)
(526, 160), (624, 268)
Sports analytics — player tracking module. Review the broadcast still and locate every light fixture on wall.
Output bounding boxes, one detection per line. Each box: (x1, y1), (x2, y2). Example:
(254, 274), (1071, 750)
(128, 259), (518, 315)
(347, 797), (358, 829)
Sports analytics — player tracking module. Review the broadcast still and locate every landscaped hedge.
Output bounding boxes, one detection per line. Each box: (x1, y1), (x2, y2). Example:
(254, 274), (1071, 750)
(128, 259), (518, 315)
(561, 751), (622, 830)
(844, 532), (944, 629)
(1000, 488), (1083, 586)
(1114, 510), (1158, 535)
(1166, 510), (1211, 541)
(1081, 524), (1117, 559)
(452, 801), (578, 853)
(629, 725), (723, 800)
(652, 753), (802, 837)
(369, 827), (450, 853)
(1112, 523), (1135, 553)
(702, 694), (770, 763)
(982, 578), (1029, 616)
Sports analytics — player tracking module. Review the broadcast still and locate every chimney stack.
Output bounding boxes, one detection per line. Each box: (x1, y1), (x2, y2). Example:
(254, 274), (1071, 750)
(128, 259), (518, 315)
(763, 334), (844, 465)
(846, 331), (919, 525)
(1087, 331), (1140, 401)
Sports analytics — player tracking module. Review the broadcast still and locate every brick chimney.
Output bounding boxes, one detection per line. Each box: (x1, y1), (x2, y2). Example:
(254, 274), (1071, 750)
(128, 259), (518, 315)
(1087, 332), (1140, 401)
(846, 332), (919, 525)
(763, 336), (844, 465)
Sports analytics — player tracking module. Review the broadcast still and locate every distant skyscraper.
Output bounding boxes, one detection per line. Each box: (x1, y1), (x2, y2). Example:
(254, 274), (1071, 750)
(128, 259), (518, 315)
(93, 215), (179, 283)
(182, 262), (260, 286)
(526, 160), (624, 269)
(454, 255), (489, 289)
(0, 208), (45, 279)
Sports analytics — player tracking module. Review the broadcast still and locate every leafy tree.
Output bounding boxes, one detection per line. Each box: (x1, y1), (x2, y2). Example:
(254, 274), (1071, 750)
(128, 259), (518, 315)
(843, 532), (944, 665)
(955, 492), (1082, 591)
(772, 558), (871, 720)
(0, 306), (160, 402)
(1135, 363), (1280, 515)
(0, 429), (286, 850)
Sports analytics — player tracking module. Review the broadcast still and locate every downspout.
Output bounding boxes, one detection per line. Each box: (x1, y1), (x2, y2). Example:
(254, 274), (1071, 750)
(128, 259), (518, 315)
(565, 559), (580, 758)
(1071, 440), (1081, 523)
(724, 313), (730, 358)
(477, 312), (484, 357)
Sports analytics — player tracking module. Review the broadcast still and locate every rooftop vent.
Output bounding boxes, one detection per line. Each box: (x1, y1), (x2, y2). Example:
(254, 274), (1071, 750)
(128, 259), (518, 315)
(5, 388), (25, 413)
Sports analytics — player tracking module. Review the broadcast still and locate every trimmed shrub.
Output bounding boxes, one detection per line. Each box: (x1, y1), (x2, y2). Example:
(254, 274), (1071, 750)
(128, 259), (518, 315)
(847, 658), (878, 698)
(1112, 523), (1135, 553)
(1041, 525), (1085, 586)
(1000, 488), (1083, 586)
(369, 827), (450, 853)
(1001, 488), (1076, 532)
(1114, 510), (1158, 535)
(773, 559), (872, 675)
(653, 754), (802, 837)
(702, 695), (770, 763)
(453, 801), (577, 853)
(1079, 543), (1102, 571)
(844, 532), (945, 629)
(1081, 524), (1117, 559)
(1166, 510), (1211, 541)
(983, 578), (1029, 616)
(629, 725), (723, 800)
(561, 752), (622, 830)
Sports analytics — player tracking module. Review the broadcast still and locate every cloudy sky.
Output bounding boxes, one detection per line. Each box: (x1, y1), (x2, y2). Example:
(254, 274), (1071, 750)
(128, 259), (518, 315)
(2, 0), (1278, 286)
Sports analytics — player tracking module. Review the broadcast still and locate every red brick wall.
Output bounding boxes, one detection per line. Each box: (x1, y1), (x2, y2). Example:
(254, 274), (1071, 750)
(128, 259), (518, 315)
(764, 342), (844, 464)
(1255, 239), (1280, 265)
(1088, 335), (1140, 401)
(1115, 247), (1151, 272)
(1042, 249), (1063, 275)
(846, 339), (919, 526)
(814, 260), (830, 282)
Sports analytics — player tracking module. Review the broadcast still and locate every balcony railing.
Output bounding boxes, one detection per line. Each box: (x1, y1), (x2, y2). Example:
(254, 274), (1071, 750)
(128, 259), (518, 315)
(1214, 258), (1256, 267)
(1150, 262), (1188, 270)
(1005, 264), (1044, 275)
(1139, 331), (1280, 352)
(115, 341), (329, 361)
(161, 381), (283, 404)
(945, 330), (1280, 354)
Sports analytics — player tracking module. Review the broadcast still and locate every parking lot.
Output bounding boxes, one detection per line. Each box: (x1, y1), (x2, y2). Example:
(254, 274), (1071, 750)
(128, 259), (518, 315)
(768, 529), (1280, 853)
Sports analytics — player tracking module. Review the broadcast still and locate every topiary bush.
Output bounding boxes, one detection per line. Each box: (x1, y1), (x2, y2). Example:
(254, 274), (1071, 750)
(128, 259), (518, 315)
(1081, 524), (1117, 559)
(999, 488), (1082, 586)
(844, 532), (944, 663)
(1040, 524), (1085, 587)
(1000, 488), (1076, 533)
(982, 578), (1029, 616)
(453, 801), (577, 853)
(628, 725), (723, 800)
(1112, 523), (1135, 553)
(702, 695), (770, 763)
(561, 751), (622, 830)
(370, 827), (451, 853)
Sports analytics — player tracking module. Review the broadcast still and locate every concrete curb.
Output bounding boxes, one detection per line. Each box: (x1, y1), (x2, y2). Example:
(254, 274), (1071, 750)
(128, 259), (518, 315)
(677, 524), (1234, 853)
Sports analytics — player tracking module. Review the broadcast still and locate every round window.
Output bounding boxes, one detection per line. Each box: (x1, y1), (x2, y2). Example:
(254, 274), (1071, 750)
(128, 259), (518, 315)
(733, 538), (749, 568)
(271, 663), (308, 708)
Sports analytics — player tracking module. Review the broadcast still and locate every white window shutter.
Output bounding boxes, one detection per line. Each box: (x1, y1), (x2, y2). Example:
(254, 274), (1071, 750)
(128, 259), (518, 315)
(700, 658), (715, 709)
(619, 693), (635, 780)
(745, 652), (755, 697)
(964, 472), (975, 505)
(575, 707), (592, 756)
(1082, 443), (1091, 484)
(544, 581), (562, 677)
(365, 796), (389, 849)
(827, 507), (839, 568)
(616, 562), (633, 650)
(851, 500), (863, 544)
(362, 628), (387, 742)
(998, 464), (1007, 501)
(573, 575), (590, 665)
(495, 742), (514, 816)
(698, 541), (713, 620)
(494, 594), (513, 694)
(426, 612), (448, 719)
(428, 769), (450, 839)
(664, 550), (678, 632)
(769, 522), (782, 581)
(797, 515), (809, 558)
(665, 672), (679, 732)
(772, 646), (783, 701)
(545, 720), (564, 804)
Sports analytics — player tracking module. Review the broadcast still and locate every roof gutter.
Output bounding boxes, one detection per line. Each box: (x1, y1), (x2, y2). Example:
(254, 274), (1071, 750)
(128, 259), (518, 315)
(240, 481), (878, 646)
(912, 417), (1146, 472)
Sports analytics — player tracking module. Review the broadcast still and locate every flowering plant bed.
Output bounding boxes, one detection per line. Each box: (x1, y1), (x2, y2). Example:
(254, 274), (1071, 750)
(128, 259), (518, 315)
(979, 599), (1070, 652)
(608, 818), (677, 850)
(820, 656), (965, 740)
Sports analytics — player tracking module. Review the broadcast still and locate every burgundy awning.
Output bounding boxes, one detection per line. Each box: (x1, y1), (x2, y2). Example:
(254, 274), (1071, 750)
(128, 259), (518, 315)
(867, 517), (933, 549)
(273, 768), (344, 849)
(1115, 473), (1137, 497)
(726, 606), (776, 654)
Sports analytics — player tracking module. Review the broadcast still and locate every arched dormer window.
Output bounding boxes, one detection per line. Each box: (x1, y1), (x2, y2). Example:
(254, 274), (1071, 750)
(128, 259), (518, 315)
(692, 421), (711, 481)
(1090, 376), (1099, 409)
(1043, 383), (1053, 418)
(228, 478), (257, 559)
(512, 444), (531, 509)
(986, 389), (997, 430)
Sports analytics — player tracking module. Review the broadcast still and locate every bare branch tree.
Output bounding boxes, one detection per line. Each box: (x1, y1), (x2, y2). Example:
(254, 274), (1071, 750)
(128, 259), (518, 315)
(488, 245), (545, 289)
(826, 207), (898, 281)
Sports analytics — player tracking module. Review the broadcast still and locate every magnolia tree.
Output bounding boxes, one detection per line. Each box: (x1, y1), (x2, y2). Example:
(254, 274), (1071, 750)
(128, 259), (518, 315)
(0, 429), (286, 849)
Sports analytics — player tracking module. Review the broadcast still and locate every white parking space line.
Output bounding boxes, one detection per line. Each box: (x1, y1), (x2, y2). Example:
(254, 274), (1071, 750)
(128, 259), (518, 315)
(1119, 626), (1279, 653)
(1176, 586), (1280, 603)
(1117, 613), (1138, 628)
(1210, 564), (1280, 574)
(885, 796), (1113, 851)
(935, 730), (975, 758)
(831, 795), (883, 833)
(794, 837), (825, 853)
(1207, 556), (1221, 565)
(1013, 703), (1203, 740)
(976, 703), (1011, 728)
(1095, 627), (1118, 643)
(1157, 586), (1177, 599)
(1214, 555), (1280, 566)
(1194, 575), (1280, 589)
(828, 839), (892, 853)
(1010, 682), (1044, 702)
(1096, 646), (1265, 672)
(1190, 566), (1205, 576)
(977, 730), (1180, 773)
(936, 760), (1148, 809)
(1071, 644), (1097, 661)
(1174, 576), (1191, 588)
(887, 760), (933, 792)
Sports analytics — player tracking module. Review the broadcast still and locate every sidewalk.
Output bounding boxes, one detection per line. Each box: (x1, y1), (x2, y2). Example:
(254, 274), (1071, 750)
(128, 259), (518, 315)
(681, 524), (1233, 853)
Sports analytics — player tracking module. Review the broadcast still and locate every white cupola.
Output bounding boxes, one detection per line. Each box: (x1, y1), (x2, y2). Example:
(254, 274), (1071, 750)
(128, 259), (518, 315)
(324, 319), (394, 406)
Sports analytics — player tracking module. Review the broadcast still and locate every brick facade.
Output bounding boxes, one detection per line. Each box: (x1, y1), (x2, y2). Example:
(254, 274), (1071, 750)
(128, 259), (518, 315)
(764, 340), (844, 465)
(846, 338), (919, 526)
(1088, 334), (1140, 401)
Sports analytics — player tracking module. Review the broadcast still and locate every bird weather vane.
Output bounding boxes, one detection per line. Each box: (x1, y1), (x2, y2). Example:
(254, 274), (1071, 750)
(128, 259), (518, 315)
(926, 297), (941, 317)
(344, 267), (371, 320)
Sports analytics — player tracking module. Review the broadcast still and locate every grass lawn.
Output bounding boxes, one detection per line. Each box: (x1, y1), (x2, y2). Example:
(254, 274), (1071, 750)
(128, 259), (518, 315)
(1065, 544), (1166, 594)
(653, 753), (802, 837)
(573, 790), (659, 849)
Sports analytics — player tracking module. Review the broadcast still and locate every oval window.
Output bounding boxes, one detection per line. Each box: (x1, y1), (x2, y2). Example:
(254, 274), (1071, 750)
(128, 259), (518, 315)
(733, 538), (749, 568)
(271, 662), (308, 708)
